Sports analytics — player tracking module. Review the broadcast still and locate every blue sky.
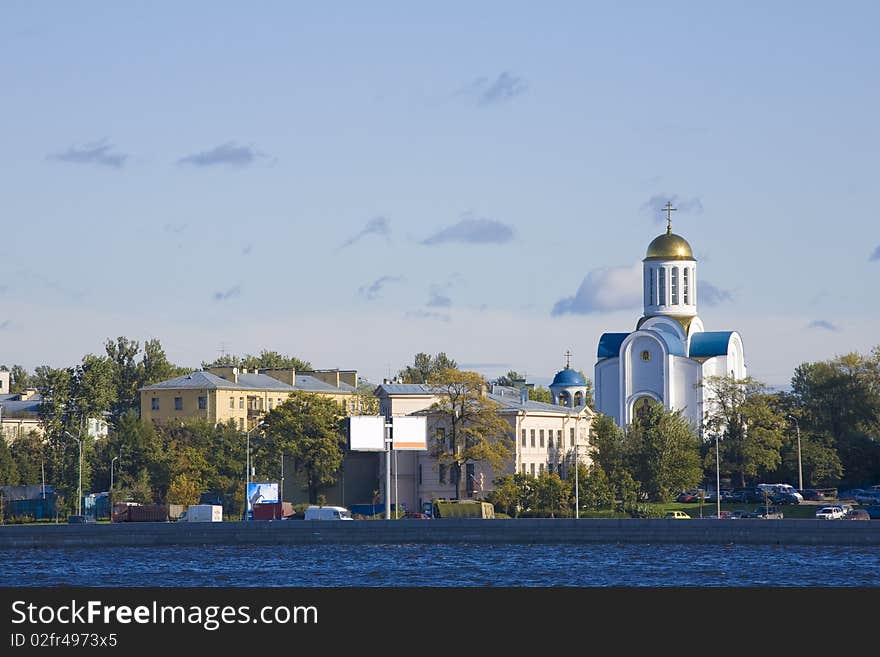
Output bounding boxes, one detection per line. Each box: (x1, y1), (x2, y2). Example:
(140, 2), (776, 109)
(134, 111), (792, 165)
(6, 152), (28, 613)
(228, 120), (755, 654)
(2, 2), (879, 386)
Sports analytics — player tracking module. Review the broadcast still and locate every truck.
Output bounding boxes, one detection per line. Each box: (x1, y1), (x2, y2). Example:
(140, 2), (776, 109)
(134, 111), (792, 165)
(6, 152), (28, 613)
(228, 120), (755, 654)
(112, 503), (185, 522)
(253, 501), (295, 520)
(303, 505), (353, 520)
(179, 504), (223, 522)
(432, 500), (495, 519)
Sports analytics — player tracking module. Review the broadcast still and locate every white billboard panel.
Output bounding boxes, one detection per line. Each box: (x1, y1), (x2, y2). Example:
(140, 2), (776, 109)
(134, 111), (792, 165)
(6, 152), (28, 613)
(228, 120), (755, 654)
(392, 416), (427, 451)
(349, 416), (386, 451)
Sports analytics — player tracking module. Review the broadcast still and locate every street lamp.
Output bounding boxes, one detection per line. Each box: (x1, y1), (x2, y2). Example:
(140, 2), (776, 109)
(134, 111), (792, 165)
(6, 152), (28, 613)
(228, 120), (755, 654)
(63, 430), (83, 517)
(787, 415), (804, 492)
(715, 432), (721, 519)
(110, 455), (119, 494)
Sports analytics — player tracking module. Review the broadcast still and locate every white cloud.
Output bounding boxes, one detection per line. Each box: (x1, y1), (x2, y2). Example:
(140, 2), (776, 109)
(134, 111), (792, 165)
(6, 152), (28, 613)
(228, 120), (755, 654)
(552, 263), (642, 315)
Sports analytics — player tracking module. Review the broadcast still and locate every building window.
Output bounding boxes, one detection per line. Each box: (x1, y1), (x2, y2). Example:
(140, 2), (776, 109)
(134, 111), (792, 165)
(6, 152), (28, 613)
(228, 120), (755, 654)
(418, 465), (423, 485)
(269, 399), (274, 410)
(521, 463), (527, 475)
(548, 431), (553, 448)
(239, 417), (245, 430)
(659, 267), (667, 305)
(539, 463), (545, 475)
(530, 429), (535, 448)
(671, 267), (679, 304)
(151, 398), (159, 411)
(229, 397), (234, 410)
(530, 463), (535, 477)
(436, 427), (446, 449)
(650, 268), (656, 305)
(521, 429), (526, 447)
(558, 463), (565, 479)
(174, 397), (183, 411)
(570, 427), (575, 446)
(539, 429), (544, 448)
(466, 463), (475, 497)
(683, 267), (690, 304)
(548, 463), (554, 475)
(557, 430), (562, 445)
(239, 397), (244, 410)
(439, 464), (447, 484)
(641, 350), (651, 361)
(198, 396), (207, 410)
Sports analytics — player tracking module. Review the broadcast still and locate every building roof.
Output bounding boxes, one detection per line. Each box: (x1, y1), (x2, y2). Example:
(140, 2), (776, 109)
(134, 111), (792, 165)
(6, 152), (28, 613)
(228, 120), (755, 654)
(0, 398), (42, 417)
(645, 230), (694, 261)
(140, 371), (356, 394)
(140, 371), (251, 391)
(550, 368), (586, 387)
(374, 383), (438, 396)
(487, 393), (590, 416)
(689, 331), (735, 359)
(597, 333), (629, 359)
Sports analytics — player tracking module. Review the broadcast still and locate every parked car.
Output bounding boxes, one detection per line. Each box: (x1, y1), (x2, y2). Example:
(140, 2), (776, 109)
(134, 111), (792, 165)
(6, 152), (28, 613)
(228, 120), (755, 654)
(837, 489), (865, 501)
(754, 506), (784, 519)
(771, 492), (802, 505)
(728, 510), (750, 519)
(799, 489), (826, 501)
(864, 505), (880, 520)
(815, 506), (844, 519)
(853, 490), (880, 505)
(664, 510), (691, 519)
(843, 509), (871, 521)
(403, 512), (431, 520)
(676, 489), (705, 503)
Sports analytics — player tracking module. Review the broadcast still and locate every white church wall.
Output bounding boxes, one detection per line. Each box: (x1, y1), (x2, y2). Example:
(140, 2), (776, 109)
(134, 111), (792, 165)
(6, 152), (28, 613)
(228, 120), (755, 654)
(672, 356), (703, 428)
(623, 334), (665, 402)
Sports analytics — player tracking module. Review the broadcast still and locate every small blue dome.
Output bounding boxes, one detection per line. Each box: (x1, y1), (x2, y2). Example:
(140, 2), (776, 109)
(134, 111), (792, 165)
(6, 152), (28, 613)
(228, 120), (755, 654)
(550, 368), (585, 387)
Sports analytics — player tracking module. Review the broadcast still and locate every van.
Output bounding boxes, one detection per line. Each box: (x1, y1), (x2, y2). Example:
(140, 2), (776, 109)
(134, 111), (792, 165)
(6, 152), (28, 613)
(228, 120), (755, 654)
(757, 483), (803, 502)
(303, 505), (353, 521)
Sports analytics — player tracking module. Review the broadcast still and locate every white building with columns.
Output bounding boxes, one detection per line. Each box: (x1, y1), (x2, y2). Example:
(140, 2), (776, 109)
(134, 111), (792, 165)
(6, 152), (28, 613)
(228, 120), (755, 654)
(594, 212), (746, 430)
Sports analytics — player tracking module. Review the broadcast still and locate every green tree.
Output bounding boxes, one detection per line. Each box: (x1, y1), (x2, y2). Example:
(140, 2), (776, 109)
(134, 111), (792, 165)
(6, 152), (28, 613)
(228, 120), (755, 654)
(788, 348), (880, 486)
(487, 474), (521, 517)
(626, 402), (702, 502)
(260, 391), (345, 503)
(397, 352), (458, 384)
(10, 431), (44, 486)
(427, 369), (512, 500)
(575, 464), (613, 512)
(202, 350), (311, 372)
(531, 471), (570, 515)
(142, 339), (191, 385)
(702, 376), (786, 488)
(167, 472), (202, 506)
(105, 337), (142, 424)
(529, 386), (552, 403)
(0, 438), (19, 486)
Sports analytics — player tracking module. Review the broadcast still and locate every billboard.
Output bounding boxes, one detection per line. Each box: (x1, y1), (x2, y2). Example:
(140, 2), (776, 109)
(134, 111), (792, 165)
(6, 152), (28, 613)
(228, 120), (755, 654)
(246, 481), (279, 513)
(349, 415), (386, 451)
(392, 416), (427, 451)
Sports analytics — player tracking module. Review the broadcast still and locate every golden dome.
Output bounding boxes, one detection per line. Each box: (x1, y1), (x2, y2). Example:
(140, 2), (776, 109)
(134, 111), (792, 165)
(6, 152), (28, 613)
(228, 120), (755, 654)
(644, 230), (694, 261)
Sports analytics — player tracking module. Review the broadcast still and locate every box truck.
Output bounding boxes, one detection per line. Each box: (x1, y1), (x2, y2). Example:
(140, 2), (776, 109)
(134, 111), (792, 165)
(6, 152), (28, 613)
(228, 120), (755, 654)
(179, 504), (223, 522)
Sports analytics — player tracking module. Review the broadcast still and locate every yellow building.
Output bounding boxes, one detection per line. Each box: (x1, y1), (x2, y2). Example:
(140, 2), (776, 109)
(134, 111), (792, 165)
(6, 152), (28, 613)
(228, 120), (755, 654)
(139, 367), (361, 429)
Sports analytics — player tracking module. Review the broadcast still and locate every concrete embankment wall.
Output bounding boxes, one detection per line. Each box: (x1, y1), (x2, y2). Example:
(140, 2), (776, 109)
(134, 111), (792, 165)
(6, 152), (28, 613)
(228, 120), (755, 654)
(1, 519), (879, 549)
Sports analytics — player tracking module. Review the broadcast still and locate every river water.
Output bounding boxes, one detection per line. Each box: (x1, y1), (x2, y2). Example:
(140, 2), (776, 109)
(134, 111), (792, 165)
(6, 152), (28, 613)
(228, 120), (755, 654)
(2, 543), (879, 586)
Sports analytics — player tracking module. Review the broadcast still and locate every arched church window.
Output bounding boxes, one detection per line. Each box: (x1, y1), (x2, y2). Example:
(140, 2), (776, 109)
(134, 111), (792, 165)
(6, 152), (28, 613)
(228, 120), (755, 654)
(649, 268), (656, 306)
(640, 350), (651, 361)
(658, 268), (666, 305)
(683, 267), (690, 304)
(671, 267), (679, 305)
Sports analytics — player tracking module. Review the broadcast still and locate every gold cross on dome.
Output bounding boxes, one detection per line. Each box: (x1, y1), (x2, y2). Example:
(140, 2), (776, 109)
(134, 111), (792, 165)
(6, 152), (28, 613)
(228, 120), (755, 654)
(663, 201), (677, 233)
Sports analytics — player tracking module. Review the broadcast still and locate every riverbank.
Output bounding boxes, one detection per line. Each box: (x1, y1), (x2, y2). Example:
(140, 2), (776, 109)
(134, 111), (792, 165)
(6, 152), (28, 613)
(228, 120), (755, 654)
(1, 518), (879, 549)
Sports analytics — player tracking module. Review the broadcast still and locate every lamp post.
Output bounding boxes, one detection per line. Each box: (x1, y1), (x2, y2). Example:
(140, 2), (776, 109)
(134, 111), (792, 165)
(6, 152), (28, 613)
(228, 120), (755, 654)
(787, 415), (803, 492)
(63, 430), (83, 517)
(110, 456), (119, 494)
(715, 432), (721, 519)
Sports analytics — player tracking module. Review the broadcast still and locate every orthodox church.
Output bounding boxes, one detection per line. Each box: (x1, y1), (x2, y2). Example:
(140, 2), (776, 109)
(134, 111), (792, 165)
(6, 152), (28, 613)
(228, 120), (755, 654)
(594, 204), (745, 429)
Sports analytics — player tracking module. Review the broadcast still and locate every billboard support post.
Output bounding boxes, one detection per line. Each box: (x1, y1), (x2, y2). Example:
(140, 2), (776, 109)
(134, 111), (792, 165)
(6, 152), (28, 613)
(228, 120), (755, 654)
(385, 423), (392, 520)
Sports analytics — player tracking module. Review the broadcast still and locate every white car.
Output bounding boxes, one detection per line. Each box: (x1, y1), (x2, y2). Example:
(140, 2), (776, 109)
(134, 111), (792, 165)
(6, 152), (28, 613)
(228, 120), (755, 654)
(815, 506), (844, 520)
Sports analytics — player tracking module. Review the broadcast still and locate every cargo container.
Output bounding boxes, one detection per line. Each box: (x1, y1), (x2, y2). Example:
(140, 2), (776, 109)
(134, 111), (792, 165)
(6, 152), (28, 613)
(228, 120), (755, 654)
(180, 504), (223, 522)
(253, 501), (294, 520)
(113, 503), (184, 522)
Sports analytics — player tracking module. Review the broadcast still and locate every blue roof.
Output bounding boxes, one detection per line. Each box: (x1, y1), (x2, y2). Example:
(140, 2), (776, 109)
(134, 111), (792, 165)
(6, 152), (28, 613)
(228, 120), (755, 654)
(550, 368), (586, 387)
(597, 333), (629, 359)
(689, 331), (735, 359)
